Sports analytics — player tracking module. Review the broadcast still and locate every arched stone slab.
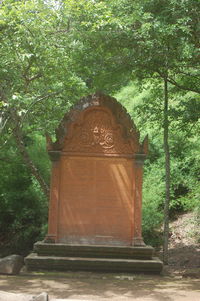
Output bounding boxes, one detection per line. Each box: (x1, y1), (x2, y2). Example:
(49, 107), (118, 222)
(46, 93), (147, 245)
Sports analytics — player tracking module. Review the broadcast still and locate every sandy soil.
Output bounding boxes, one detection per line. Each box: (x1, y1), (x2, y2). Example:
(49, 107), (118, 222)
(0, 271), (200, 301)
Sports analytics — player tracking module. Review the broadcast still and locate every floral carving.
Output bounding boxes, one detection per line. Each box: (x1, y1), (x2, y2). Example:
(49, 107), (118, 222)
(63, 108), (133, 154)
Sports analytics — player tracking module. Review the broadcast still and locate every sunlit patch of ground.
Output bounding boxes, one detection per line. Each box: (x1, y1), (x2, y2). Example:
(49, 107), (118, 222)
(0, 271), (200, 301)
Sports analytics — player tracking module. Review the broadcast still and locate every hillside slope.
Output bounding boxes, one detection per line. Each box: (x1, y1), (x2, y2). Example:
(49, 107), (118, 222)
(167, 212), (200, 276)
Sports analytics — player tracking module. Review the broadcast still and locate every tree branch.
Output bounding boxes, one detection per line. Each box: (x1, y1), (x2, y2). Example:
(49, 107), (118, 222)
(10, 109), (50, 198)
(21, 92), (59, 123)
(167, 77), (200, 94)
(0, 116), (10, 134)
(156, 70), (200, 94)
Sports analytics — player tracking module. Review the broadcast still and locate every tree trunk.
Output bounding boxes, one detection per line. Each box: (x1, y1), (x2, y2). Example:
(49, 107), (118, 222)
(11, 109), (50, 198)
(163, 78), (171, 264)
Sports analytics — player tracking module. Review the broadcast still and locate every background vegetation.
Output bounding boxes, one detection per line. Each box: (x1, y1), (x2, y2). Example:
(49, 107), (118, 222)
(0, 0), (199, 259)
(116, 82), (200, 246)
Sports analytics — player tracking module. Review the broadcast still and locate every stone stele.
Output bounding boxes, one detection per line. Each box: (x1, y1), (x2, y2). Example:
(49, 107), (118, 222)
(25, 92), (163, 273)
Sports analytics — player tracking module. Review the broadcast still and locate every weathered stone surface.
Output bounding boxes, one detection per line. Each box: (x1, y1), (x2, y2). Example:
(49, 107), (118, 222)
(34, 242), (154, 259)
(45, 93), (147, 246)
(0, 255), (24, 275)
(25, 253), (163, 274)
(30, 292), (49, 301)
(0, 291), (82, 301)
(0, 291), (28, 301)
(0, 291), (49, 301)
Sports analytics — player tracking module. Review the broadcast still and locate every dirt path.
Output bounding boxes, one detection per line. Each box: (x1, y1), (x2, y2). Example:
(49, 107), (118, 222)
(0, 272), (199, 301)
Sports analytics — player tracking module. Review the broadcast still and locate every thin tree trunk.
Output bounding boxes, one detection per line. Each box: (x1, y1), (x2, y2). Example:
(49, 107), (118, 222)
(11, 109), (50, 198)
(163, 78), (170, 264)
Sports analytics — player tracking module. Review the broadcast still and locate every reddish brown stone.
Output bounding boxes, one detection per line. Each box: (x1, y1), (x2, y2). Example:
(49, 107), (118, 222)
(45, 92), (148, 246)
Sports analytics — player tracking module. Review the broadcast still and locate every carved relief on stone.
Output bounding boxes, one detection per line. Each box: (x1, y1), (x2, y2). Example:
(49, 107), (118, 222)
(63, 107), (133, 155)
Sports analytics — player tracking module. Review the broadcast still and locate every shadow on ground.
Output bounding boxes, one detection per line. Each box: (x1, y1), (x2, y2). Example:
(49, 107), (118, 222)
(0, 272), (200, 301)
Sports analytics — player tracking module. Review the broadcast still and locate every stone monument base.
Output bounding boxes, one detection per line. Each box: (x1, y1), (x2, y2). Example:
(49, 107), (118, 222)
(25, 241), (163, 274)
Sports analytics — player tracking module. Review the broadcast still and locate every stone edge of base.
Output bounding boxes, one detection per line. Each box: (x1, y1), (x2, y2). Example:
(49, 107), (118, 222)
(25, 253), (163, 274)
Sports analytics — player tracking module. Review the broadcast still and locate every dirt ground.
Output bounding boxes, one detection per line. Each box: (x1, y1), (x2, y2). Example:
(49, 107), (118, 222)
(0, 271), (200, 301)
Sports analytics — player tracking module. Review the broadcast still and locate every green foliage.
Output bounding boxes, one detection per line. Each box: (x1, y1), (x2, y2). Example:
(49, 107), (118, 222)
(28, 134), (50, 181)
(142, 162), (164, 246)
(0, 135), (49, 256)
(116, 81), (200, 245)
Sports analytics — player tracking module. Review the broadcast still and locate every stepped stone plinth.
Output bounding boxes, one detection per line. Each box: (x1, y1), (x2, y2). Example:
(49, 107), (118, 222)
(25, 242), (163, 273)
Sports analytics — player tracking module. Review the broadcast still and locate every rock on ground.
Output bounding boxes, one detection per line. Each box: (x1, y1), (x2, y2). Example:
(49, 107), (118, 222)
(30, 292), (49, 300)
(0, 291), (80, 301)
(0, 291), (49, 301)
(0, 255), (24, 275)
(0, 291), (32, 301)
